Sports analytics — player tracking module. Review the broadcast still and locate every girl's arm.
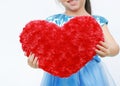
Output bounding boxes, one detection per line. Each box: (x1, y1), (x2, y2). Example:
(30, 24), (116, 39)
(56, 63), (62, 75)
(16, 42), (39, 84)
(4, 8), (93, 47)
(95, 25), (119, 57)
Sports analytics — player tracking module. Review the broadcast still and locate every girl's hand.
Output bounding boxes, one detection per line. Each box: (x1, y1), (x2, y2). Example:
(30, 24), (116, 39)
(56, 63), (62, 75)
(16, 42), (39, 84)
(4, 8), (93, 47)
(95, 41), (110, 57)
(27, 53), (39, 68)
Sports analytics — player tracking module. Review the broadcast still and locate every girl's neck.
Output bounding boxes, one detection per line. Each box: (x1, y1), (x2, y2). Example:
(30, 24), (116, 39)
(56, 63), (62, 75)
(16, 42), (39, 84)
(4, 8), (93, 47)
(64, 8), (90, 17)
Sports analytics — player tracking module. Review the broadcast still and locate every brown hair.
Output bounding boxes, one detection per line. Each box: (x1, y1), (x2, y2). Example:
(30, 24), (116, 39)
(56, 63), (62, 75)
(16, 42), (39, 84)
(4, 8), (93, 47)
(85, 0), (92, 14)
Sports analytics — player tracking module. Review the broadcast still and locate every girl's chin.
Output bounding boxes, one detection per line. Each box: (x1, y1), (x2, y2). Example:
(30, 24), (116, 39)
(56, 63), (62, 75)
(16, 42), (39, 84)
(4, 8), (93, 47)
(67, 6), (80, 11)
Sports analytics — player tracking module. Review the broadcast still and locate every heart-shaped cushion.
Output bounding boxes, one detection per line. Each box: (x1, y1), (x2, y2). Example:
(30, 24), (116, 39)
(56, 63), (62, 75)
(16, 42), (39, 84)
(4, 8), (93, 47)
(19, 16), (104, 77)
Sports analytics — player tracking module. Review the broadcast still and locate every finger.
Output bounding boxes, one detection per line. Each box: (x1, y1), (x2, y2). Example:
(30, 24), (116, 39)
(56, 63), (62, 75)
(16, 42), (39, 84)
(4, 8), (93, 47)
(29, 52), (33, 57)
(36, 60), (39, 68)
(99, 41), (109, 49)
(33, 57), (38, 68)
(95, 49), (106, 57)
(28, 54), (35, 66)
(28, 53), (35, 62)
(96, 44), (108, 53)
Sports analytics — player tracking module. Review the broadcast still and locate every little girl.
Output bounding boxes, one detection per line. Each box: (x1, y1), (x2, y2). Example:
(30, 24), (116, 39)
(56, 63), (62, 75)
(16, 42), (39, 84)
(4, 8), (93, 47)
(27, 0), (119, 86)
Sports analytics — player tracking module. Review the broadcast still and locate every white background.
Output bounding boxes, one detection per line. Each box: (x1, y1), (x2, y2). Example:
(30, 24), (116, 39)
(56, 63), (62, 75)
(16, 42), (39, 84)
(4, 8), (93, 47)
(0, 0), (120, 86)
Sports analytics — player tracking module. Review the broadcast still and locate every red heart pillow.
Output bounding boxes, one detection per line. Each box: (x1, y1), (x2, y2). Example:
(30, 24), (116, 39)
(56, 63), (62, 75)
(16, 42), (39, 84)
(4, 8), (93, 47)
(19, 16), (104, 77)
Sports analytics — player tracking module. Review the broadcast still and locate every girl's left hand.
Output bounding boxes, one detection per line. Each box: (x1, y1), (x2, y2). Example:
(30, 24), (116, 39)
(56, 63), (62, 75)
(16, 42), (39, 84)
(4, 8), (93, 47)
(95, 41), (110, 57)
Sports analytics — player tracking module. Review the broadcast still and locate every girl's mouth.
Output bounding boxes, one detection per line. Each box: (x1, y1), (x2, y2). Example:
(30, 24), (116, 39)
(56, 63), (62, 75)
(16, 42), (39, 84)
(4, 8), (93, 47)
(67, 0), (78, 5)
(67, 0), (78, 3)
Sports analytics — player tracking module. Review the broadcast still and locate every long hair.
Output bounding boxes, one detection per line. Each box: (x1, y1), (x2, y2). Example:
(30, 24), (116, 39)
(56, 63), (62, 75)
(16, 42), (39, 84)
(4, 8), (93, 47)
(85, 0), (92, 14)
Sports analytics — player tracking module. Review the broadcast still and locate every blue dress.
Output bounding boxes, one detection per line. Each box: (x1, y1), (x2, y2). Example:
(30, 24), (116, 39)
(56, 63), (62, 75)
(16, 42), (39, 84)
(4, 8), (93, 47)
(40, 14), (116, 86)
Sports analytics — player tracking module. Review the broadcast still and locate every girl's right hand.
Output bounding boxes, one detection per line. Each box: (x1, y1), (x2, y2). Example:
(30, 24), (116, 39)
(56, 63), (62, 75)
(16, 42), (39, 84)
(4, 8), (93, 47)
(27, 53), (39, 69)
